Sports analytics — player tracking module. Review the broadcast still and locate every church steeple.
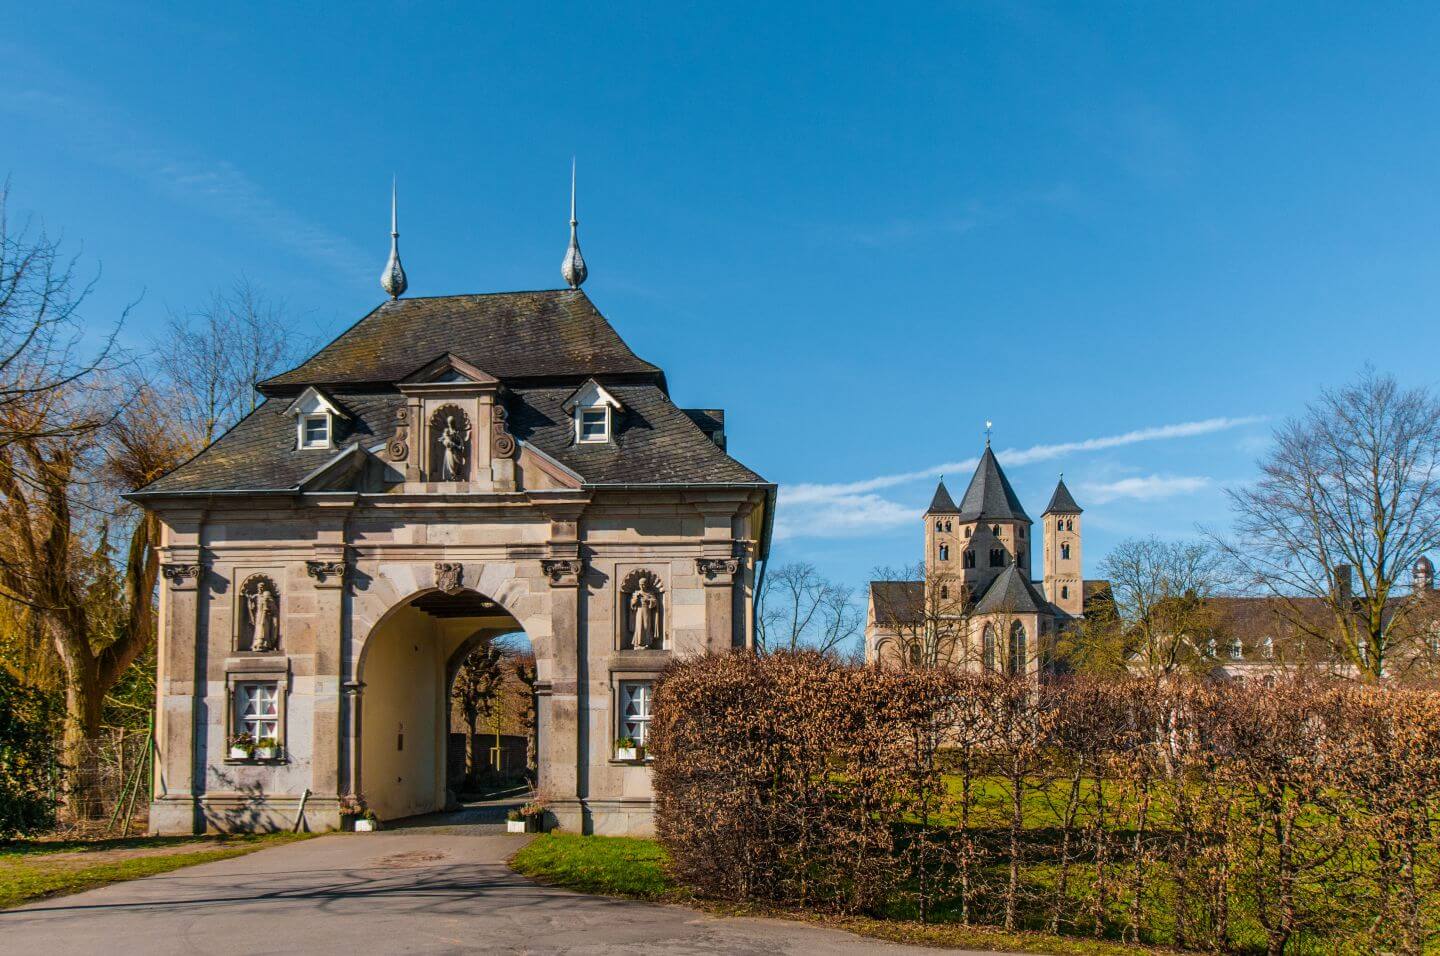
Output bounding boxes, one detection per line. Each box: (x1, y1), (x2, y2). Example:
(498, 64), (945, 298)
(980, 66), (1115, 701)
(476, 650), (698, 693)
(380, 177), (408, 299)
(561, 158), (588, 289)
(1043, 474), (1084, 617)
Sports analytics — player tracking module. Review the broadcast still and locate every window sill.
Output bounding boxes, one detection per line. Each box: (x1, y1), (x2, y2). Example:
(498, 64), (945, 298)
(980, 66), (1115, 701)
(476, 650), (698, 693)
(223, 757), (288, 766)
(608, 758), (653, 767)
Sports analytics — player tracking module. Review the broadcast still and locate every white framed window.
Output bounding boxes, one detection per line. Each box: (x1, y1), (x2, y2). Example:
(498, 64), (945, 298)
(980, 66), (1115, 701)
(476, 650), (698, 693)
(579, 407), (610, 443)
(1229, 638), (1244, 661)
(236, 681), (279, 742)
(619, 680), (652, 745)
(301, 414), (330, 449)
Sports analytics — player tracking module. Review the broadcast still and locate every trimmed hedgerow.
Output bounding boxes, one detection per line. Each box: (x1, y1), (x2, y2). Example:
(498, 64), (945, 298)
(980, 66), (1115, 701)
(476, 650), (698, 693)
(650, 653), (1440, 954)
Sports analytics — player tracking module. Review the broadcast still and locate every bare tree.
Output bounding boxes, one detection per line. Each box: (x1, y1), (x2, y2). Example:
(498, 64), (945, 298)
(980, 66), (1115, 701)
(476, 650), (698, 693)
(1224, 369), (1440, 681)
(156, 277), (307, 445)
(0, 183), (126, 448)
(0, 378), (190, 815)
(756, 561), (862, 656)
(1098, 537), (1229, 677)
(452, 640), (506, 778)
(869, 561), (973, 668)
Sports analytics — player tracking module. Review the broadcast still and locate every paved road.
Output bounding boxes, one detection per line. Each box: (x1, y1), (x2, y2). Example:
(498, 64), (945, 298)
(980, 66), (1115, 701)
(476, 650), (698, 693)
(0, 816), (1001, 955)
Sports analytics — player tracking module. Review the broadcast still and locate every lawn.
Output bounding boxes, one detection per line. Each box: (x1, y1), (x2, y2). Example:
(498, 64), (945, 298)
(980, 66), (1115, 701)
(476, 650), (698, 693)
(0, 832), (309, 909)
(511, 833), (1156, 955)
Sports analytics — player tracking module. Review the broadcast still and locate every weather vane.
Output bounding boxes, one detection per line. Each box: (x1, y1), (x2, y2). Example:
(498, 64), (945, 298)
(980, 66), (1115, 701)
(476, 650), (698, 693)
(984, 420), (993, 445)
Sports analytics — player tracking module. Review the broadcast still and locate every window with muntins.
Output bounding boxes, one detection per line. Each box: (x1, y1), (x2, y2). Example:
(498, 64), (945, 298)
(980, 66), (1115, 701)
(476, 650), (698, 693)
(237, 681), (279, 742)
(620, 681), (652, 745)
(580, 408), (609, 442)
(301, 415), (329, 448)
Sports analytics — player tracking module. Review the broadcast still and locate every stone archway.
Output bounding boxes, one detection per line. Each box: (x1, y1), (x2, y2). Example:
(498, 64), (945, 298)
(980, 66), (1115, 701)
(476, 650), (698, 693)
(349, 562), (554, 822)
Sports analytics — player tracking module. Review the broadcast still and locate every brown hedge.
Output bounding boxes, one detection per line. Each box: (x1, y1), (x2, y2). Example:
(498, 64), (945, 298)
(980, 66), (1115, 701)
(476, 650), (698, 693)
(649, 652), (1440, 954)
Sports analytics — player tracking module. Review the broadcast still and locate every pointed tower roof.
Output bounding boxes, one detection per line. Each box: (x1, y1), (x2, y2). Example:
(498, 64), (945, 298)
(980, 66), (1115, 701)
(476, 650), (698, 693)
(380, 177), (408, 299)
(1044, 476), (1083, 515)
(958, 446), (1031, 523)
(925, 479), (959, 515)
(561, 158), (588, 289)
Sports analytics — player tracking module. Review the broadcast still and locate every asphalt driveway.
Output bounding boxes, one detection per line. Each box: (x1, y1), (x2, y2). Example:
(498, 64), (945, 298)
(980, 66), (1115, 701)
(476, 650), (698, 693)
(0, 824), (999, 955)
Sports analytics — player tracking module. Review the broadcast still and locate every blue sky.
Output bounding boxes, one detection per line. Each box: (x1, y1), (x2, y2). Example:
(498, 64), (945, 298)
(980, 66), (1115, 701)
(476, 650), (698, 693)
(5, 3), (1440, 592)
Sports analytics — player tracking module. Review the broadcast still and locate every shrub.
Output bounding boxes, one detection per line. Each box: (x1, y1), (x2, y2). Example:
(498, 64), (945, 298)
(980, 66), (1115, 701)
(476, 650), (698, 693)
(650, 652), (1440, 953)
(0, 670), (59, 837)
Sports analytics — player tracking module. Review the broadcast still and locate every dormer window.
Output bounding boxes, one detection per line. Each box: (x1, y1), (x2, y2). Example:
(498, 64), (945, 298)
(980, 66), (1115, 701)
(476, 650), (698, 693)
(286, 386), (347, 451)
(563, 378), (624, 446)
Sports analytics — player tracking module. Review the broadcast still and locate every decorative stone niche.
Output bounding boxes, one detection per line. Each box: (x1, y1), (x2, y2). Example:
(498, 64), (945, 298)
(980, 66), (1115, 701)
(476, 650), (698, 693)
(618, 567), (667, 650)
(235, 573), (282, 653)
(428, 404), (471, 482)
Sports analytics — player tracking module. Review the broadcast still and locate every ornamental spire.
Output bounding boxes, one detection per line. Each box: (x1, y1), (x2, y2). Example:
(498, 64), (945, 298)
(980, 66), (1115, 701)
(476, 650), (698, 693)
(380, 176), (408, 299)
(561, 158), (588, 289)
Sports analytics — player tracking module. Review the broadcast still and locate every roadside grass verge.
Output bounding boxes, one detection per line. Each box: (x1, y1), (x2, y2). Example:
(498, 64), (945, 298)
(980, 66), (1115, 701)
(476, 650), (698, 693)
(510, 833), (1157, 955)
(0, 832), (310, 909)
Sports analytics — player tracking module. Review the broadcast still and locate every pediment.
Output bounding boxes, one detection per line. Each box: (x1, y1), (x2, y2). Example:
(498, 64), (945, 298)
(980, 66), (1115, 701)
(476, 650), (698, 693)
(561, 377), (624, 413)
(398, 353), (500, 387)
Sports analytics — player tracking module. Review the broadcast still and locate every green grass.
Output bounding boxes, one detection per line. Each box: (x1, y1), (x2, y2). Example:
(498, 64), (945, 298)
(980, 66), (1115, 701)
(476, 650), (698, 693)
(0, 832), (308, 909)
(511, 832), (679, 900)
(509, 833), (1158, 955)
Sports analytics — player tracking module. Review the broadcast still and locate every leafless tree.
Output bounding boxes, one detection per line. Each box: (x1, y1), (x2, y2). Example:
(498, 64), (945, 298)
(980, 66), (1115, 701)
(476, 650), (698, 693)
(0, 182), (126, 448)
(756, 561), (862, 656)
(155, 277), (308, 445)
(1098, 536), (1230, 677)
(869, 561), (973, 668)
(1224, 369), (1440, 681)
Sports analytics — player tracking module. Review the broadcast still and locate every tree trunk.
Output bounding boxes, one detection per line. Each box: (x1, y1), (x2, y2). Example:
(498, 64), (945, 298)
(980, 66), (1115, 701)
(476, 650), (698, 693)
(60, 667), (106, 820)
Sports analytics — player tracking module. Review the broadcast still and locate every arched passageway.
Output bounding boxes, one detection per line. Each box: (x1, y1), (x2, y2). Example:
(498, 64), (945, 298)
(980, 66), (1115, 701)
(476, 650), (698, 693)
(357, 588), (530, 821)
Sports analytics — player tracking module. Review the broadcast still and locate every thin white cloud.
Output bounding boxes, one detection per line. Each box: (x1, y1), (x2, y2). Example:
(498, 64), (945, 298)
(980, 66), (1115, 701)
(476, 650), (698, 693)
(784, 416), (1264, 504)
(1, 73), (370, 282)
(1075, 474), (1210, 505)
(777, 416), (1261, 541)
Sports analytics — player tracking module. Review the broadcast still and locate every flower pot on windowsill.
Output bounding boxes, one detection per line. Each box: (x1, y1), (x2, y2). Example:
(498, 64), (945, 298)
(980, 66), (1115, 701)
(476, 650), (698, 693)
(255, 746), (278, 760)
(615, 746), (638, 761)
(228, 746), (252, 760)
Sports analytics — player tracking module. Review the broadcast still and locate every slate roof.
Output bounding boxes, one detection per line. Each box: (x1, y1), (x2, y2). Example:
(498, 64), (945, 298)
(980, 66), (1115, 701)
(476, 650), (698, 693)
(135, 290), (767, 495)
(260, 290), (663, 391)
(958, 446), (1031, 523)
(974, 564), (1053, 615)
(870, 581), (924, 625)
(1044, 478), (1082, 515)
(925, 480), (959, 515)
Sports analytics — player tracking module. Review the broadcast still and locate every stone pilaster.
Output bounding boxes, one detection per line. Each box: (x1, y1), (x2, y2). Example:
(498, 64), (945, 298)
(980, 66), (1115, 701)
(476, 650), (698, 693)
(150, 510), (206, 834)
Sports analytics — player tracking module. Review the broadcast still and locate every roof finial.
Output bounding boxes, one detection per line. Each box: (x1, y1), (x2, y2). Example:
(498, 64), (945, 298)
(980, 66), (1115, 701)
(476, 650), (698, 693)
(561, 157), (588, 289)
(380, 175), (408, 299)
(985, 420), (993, 446)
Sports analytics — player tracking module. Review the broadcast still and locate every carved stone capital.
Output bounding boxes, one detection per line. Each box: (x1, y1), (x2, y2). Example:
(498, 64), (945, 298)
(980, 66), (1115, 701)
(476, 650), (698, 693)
(434, 562), (465, 595)
(540, 558), (584, 588)
(695, 557), (740, 585)
(161, 562), (202, 591)
(305, 559), (348, 587)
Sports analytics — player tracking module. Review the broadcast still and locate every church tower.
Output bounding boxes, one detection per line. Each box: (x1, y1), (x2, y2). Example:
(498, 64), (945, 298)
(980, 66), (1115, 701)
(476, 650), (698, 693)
(925, 479), (962, 587)
(1042, 477), (1083, 618)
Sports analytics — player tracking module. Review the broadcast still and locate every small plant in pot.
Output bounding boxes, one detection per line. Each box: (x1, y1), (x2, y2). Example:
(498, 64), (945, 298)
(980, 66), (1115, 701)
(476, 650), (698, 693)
(614, 736), (640, 761)
(505, 807), (527, 834)
(339, 794), (379, 832)
(520, 798), (548, 833)
(227, 731), (255, 760)
(255, 737), (279, 760)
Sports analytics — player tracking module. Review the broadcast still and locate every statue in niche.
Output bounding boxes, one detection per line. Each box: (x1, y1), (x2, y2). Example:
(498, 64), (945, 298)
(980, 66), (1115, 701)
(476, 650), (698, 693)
(622, 569), (665, 649)
(430, 406), (470, 481)
(241, 575), (280, 652)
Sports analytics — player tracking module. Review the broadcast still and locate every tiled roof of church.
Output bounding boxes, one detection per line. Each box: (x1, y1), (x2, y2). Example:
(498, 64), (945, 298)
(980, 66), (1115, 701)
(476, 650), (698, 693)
(958, 446), (1031, 523)
(260, 290), (663, 391)
(973, 564), (1052, 615)
(1044, 478), (1082, 514)
(134, 291), (767, 495)
(869, 580), (924, 624)
(925, 480), (959, 514)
